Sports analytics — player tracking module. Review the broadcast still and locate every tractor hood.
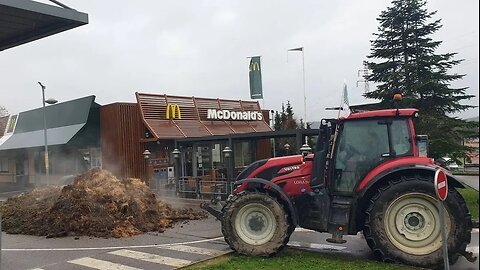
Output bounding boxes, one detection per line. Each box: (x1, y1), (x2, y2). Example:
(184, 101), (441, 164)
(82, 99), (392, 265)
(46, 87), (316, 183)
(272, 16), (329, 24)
(236, 155), (305, 181)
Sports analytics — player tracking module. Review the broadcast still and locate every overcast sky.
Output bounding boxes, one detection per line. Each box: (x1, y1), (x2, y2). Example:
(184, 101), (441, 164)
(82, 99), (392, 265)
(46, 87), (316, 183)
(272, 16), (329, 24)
(1, 0), (478, 122)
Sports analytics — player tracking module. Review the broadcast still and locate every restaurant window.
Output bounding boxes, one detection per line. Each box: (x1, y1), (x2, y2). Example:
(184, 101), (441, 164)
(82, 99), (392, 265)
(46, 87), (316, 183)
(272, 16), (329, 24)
(0, 158), (9, 172)
(234, 141), (253, 169)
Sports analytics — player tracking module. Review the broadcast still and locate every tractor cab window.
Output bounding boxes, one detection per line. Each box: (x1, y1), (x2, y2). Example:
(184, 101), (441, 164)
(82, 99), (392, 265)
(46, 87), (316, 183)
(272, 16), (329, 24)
(391, 120), (412, 156)
(334, 120), (391, 193)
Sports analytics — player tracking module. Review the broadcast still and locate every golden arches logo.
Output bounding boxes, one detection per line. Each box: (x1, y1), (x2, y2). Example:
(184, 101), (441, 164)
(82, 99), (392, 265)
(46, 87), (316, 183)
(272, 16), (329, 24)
(166, 103), (181, 119)
(249, 62), (260, 72)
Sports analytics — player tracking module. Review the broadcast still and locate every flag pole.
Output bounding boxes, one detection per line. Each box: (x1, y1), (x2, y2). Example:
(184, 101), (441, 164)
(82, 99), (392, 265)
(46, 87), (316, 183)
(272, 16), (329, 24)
(301, 48), (306, 125)
(338, 82), (345, 119)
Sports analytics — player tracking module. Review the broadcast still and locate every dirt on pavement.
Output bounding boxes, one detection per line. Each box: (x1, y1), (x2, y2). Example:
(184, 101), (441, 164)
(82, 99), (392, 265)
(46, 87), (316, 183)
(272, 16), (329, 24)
(0, 168), (207, 238)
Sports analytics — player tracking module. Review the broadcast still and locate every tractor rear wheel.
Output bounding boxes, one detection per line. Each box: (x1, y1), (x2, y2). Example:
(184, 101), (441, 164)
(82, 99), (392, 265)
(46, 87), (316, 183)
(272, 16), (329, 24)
(364, 175), (472, 268)
(221, 192), (290, 256)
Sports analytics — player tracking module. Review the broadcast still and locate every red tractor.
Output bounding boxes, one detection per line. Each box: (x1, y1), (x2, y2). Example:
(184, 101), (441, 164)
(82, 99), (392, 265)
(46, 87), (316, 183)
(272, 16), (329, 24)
(202, 107), (476, 268)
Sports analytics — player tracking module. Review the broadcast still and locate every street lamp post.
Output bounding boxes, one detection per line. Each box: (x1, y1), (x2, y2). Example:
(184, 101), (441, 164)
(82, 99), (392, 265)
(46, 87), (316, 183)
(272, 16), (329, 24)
(223, 146), (233, 194)
(270, 110), (276, 158)
(299, 143), (312, 157)
(143, 149), (151, 187)
(172, 148), (181, 196)
(284, 143), (291, 156)
(39, 82), (57, 186)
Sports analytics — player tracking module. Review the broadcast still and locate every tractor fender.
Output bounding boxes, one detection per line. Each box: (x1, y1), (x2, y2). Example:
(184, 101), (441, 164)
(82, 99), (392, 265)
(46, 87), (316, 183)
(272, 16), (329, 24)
(356, 164), (465, 199)
(234, 178), (298, 226)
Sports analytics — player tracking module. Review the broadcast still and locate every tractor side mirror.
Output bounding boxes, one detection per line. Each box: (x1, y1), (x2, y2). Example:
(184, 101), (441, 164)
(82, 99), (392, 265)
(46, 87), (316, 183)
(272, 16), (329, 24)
(416, 135), (429, 157)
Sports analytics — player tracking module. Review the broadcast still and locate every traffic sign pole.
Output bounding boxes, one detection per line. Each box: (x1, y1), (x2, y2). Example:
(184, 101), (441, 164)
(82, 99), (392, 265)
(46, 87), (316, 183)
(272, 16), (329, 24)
(438, 200), (449, 270)
(435, 169), (449, 269)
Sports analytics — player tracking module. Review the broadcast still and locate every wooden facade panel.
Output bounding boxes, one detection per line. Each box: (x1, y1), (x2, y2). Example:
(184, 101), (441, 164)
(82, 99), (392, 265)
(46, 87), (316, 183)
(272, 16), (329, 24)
(202, 121), (234, 135)
(101, 103), (145, 180)
(249, 121), (272, 132)
(146, 119), (185, 138)
(256, 139), (272, 160)
(174, 120), (211, 137)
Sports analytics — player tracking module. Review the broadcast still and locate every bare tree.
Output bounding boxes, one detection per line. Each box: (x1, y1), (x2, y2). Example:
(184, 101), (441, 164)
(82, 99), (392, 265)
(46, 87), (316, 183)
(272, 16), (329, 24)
(0, 105), (8, 117)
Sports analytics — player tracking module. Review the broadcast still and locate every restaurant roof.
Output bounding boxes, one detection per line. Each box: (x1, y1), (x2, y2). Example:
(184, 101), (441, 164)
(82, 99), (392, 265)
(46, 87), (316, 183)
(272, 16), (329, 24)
(136, 93), (272, 139)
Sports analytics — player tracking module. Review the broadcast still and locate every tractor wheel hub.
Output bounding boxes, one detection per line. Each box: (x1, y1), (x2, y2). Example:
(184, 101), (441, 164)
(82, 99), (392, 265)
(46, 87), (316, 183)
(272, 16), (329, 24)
(404, 212), (424, 230)
(234, 203), (276, 246)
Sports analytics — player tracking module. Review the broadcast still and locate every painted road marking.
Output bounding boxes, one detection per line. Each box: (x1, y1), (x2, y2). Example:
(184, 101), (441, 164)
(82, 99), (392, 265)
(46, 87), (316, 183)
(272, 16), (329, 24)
(110, 249), (191, 267)
(467, 246), (479, 254)
(295, 227), (315, 232)
(69, 257), (142, 270)
(158, 244), (226, 256)
(288, 241), (347, 251)
(3, 236), (224, 251)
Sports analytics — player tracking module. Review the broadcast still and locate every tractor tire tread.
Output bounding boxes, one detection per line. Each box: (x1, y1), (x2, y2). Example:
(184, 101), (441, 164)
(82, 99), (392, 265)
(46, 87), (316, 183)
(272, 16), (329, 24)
(363, 174), (472, 268)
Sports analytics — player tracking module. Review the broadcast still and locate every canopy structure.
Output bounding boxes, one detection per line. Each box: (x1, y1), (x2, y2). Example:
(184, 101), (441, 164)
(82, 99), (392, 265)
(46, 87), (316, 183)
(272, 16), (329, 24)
(0, 0), (88, 51)
(0, 96), (99, 150)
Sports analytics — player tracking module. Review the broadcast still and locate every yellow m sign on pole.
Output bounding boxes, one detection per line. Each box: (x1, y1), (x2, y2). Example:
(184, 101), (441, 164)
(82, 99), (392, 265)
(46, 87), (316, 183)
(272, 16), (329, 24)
(249, 56), (263, 99)
(166, 103), (181, 119)
(249, 62), (260, 71)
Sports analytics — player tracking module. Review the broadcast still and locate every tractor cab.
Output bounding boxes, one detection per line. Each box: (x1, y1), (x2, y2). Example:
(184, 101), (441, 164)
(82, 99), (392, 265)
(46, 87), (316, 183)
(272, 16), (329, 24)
(301, 108), (423, 242)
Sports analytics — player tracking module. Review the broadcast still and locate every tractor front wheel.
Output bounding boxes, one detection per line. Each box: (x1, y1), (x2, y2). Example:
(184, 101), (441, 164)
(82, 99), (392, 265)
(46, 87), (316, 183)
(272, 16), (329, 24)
(364, 176), (471, 268)
(221, 192), (290, 256)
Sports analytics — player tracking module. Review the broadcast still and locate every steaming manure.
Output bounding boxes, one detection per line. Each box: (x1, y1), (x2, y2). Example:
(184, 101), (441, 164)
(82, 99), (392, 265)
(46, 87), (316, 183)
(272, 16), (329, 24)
(0, 168), (207, 238)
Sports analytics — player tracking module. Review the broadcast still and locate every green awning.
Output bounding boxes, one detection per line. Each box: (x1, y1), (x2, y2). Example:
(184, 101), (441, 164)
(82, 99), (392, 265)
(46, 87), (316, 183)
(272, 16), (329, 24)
(0, 95), (97, 151)
(0, 124), (84, 150)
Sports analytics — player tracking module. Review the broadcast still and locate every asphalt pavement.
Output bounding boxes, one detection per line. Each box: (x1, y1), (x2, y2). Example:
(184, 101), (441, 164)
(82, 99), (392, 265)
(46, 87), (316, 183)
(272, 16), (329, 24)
(455, 174), (479, 191)
(1, 215), (478, 270)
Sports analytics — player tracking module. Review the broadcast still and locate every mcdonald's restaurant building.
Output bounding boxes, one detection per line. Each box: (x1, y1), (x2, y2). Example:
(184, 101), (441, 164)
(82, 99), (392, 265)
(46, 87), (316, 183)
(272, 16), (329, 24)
(130, 93), (274, 192)
(0, 92), (277, 192)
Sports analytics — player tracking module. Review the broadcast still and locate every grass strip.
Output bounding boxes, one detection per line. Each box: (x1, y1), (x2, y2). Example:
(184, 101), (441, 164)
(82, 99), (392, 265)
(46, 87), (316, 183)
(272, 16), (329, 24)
(458, 187), (479, 220)
(184, 247), (415, 270)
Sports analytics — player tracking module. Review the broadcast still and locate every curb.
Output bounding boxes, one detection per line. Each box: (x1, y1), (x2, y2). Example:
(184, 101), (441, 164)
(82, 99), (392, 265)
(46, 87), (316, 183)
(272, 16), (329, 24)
(177, 251), (233, 269)
(473, 219), (479, 228)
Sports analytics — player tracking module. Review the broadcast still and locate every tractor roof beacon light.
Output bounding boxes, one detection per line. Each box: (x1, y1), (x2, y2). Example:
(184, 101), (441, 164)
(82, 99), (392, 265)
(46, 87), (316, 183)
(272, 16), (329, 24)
(393, 93), (402, 116)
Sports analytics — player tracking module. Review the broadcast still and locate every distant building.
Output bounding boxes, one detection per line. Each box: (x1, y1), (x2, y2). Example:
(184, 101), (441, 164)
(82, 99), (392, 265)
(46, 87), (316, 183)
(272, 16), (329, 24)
(465, 117), (479, 165)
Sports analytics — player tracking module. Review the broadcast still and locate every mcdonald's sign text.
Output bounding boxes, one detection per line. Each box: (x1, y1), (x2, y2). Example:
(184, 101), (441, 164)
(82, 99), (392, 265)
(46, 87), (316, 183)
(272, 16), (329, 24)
(207, 109), (263, 121)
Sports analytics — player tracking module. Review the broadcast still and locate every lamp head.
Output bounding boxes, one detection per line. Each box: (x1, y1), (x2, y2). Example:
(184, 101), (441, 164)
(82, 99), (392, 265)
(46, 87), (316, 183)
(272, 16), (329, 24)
(223, 146), (233, 158)
(143, 149), (152, 159)
(45, 98), (58, 105)
(172, 148), (181, 159)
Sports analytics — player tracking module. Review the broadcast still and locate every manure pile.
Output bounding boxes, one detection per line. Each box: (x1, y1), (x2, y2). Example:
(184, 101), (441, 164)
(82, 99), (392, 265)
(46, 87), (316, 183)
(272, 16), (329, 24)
(0, 168), (206, 238)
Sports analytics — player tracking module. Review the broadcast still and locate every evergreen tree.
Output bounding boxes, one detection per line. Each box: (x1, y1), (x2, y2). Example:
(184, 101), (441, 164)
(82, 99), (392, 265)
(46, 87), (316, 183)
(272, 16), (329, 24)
(364, 0), (476, 160)
(272, 101), (313, 156)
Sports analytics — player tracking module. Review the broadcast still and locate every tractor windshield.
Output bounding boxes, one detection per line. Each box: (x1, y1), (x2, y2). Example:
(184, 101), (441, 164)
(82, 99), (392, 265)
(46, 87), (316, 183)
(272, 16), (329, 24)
(333, 118), (412, 193)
